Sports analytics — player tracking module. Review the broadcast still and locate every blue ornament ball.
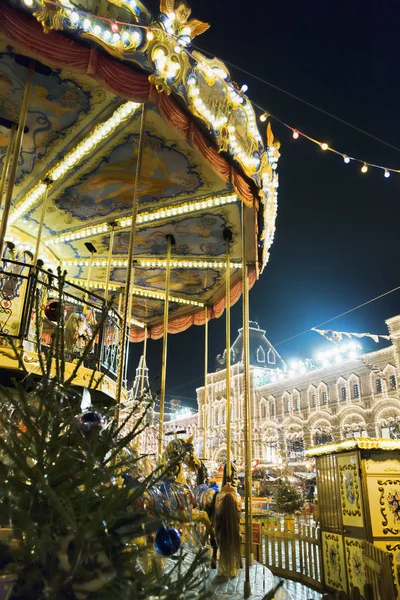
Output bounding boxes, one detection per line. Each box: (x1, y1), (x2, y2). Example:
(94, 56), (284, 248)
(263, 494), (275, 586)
(155, 527), (181, 556)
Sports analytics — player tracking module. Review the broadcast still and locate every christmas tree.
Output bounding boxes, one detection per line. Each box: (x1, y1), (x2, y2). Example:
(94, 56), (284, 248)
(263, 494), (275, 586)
(0, 274), (210, 599)
(274, 477), (304, 516)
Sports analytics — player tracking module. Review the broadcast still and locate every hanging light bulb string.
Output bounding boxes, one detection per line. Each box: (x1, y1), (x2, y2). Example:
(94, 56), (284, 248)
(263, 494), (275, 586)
(252, 101), (398, 177)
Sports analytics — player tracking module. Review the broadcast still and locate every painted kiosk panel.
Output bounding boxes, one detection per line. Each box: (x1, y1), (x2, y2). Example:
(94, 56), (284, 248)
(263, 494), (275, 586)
(306, 439), (399, 599)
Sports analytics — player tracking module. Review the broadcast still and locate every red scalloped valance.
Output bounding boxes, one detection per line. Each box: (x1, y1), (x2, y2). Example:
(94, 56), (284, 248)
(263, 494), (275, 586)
(130, 266), (257, 342)
(0, 4), (258, 207)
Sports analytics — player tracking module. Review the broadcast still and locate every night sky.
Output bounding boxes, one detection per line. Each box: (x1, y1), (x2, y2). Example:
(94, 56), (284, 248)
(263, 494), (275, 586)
(129, 0), (400, 410)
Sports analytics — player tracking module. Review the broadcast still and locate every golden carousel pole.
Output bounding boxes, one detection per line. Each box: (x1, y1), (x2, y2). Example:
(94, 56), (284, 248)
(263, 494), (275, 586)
(223, 227), (233, 480)
(83, 242), (97, 315)
(0, 62), (34, 255)
(115, 104), (147, 410)
(104, 223), (116, 302)
(157, 233), (174, 462)
(203, 304), (208, 460)
(140, 326), (148, 399)
(32, 181), (50, 268)
(0, 124), (17, 212)
(242, 206), (253, 598)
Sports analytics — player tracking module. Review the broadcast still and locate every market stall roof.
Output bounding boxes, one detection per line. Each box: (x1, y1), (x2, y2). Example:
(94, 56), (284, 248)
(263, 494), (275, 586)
(0, 0), (279, 341)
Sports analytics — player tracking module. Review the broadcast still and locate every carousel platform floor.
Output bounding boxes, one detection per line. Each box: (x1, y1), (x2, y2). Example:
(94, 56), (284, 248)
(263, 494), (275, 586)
(210, 563), (322, 599)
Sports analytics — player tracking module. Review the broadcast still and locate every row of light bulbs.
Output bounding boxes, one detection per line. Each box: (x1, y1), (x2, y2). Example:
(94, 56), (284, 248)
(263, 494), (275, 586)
(49, 102), (140, 182)
(132, 286), (204, 307)
(258, 113), (397, 178)
(68, 277), (204, 307)
(10, 102), (139, 227)
(62, 258), (243, 269)
(67, 277), (119, 292)
(44, 193), (237, 246)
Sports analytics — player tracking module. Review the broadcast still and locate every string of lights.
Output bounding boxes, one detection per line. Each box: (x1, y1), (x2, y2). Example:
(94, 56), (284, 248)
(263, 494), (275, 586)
(29, 1), (400, 180)
(274, 282), (400, 348)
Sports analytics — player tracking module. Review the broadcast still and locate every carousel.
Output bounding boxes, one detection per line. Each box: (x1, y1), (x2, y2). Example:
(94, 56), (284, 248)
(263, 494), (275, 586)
(0, 0), (279, 594)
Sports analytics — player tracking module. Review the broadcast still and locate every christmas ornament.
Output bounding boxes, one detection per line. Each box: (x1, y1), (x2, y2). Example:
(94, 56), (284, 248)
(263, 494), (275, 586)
(78, 410), (104, 436)
(44, 300), (66, 322)
(155, 527), (181, 556)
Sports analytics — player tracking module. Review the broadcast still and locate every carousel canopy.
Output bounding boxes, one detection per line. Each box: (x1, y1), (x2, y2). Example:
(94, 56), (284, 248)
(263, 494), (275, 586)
(0, 0), (279, 341)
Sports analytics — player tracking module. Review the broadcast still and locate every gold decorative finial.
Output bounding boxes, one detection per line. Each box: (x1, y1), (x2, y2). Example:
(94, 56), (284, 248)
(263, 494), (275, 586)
(160, 0), (210, 39)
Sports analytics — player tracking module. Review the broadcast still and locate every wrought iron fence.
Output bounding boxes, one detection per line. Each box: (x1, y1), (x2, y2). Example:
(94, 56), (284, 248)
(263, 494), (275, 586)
(0, 258), (126, 383)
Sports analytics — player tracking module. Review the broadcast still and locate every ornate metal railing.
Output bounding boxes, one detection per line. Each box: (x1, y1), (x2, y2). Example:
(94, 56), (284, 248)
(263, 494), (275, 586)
(0, 258), (127, 383)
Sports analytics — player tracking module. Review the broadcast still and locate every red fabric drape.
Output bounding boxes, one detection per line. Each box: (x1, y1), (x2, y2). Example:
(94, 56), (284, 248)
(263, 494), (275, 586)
(130, 267), (257, 342)
(0, 4), (258, 206)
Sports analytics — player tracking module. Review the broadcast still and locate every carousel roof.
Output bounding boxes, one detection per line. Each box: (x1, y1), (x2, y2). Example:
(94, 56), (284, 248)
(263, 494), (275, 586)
(0, 0), (279, 341)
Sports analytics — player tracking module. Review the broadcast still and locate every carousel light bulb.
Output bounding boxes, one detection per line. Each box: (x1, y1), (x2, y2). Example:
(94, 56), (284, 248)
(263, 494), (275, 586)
(174, 44), (182, 54)
(103, 29), (111, 40)
(384, 169), (390, 178)
(260, 113), (268, 122)
(320, 142), (329, 151)
(70, 10), (79, 23)
(112, 32), (120, 43)
(361, 163), (368, 173)
(94, 24), (102, 35)
(343, 154), (350, 163)
(240, 84), (248, 93)
(111, 22), (119, 33)
(83, 18), (91, 30)
(292, 129), (299, 139)
(146, 28), (154, 40)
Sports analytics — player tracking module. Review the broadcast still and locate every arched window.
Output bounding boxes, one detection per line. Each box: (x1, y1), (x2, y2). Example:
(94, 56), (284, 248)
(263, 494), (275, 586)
(341, 387), (347, 401)
(390, 375), (397, 390)
(293, 392), (301, 411)
(287, 438), (304, 463)
(267, 348), (276, 365)
(315, 431), (333, 445)
(257, 346), (266, 363)
(353, 383), (360, 399)
(322, 391), (328, 405)
(270, 400), (276, 418)
(312, 394), (317, 408)
(376, 378), (382, 394)
(287, 396), (291, 413)
(261, 403), (267, 419)
(215, 410), (219, 426)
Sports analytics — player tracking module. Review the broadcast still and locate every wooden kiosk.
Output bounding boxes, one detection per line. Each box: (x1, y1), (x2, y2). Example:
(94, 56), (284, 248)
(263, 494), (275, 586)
(306, 439), (400, 598)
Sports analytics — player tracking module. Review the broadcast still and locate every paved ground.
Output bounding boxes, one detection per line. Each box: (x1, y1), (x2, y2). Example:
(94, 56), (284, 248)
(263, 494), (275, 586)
(210, 564), (322, 599)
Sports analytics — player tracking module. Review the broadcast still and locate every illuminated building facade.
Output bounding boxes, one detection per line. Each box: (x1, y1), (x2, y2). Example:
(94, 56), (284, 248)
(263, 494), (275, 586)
(196, 316), (400, 466)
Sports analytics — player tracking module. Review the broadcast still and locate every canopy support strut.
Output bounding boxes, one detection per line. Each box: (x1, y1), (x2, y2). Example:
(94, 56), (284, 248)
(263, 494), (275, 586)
(242, 207), (253, 598)
(203, 304), (208, 459)
(0, 62), (34, 256)
(224, 227), (232, 479)
(158, 233), (174, 462)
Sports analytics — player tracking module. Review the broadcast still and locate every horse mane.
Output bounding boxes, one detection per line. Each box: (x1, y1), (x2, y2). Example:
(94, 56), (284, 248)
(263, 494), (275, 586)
(217, 493), (241, 563)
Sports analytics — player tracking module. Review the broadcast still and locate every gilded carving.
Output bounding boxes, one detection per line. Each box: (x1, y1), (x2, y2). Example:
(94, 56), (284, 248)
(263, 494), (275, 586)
(159, 0), (210, 40)
(33, 0), (68, 34)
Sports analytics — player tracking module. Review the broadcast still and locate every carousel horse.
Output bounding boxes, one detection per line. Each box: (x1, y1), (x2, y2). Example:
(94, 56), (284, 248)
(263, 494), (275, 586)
(193, 461), (219, 568)
(128, 436), (212, 544)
